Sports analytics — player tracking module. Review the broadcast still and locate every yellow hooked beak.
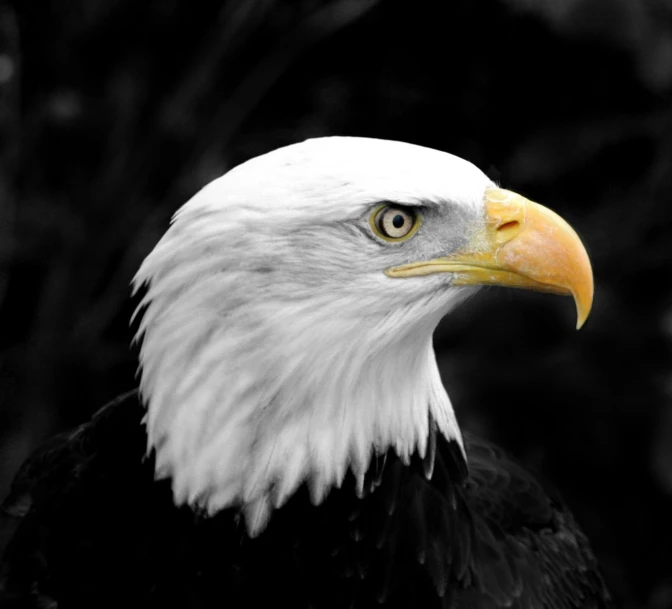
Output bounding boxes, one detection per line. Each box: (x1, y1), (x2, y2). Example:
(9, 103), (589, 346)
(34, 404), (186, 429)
(385, 188), (594, 329)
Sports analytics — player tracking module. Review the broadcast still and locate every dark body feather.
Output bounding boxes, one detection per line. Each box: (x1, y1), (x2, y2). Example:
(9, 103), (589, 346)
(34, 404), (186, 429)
(0, 391), (612, 609)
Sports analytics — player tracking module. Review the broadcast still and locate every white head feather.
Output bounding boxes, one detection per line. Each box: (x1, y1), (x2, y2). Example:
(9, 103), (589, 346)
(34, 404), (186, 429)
(133, 137), (493, 535)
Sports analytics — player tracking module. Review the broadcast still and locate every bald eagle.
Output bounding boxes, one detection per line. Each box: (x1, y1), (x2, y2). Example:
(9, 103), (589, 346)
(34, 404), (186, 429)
(0, 138), (611, 608)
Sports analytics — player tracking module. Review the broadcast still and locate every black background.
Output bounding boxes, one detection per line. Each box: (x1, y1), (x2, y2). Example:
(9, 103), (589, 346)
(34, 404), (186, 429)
(1, 1), (671, 607)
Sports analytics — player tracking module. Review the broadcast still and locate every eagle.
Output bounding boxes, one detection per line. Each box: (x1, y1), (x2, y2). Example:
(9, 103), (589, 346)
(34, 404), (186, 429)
(0, 137), (611, 608)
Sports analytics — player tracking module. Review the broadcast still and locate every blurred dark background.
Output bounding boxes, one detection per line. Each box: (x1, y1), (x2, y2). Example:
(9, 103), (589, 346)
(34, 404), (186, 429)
(1, 0), (671, 606)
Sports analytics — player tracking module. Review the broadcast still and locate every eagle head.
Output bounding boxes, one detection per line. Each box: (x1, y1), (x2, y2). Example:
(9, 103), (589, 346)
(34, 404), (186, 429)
(132, 137), (593, 535)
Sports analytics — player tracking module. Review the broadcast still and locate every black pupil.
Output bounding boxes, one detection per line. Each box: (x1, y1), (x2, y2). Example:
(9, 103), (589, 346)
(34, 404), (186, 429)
(392, 214), (405, 229)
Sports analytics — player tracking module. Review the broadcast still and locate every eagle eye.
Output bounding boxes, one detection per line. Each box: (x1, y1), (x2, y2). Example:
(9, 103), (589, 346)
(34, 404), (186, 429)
(370, 205), (421, 242)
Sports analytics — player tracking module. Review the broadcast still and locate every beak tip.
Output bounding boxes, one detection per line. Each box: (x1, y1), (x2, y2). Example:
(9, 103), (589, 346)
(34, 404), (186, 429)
(574, 293), (593, 331)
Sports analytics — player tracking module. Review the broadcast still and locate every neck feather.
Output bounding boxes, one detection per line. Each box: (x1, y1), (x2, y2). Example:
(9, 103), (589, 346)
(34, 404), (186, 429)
(136, 287), (463, 536)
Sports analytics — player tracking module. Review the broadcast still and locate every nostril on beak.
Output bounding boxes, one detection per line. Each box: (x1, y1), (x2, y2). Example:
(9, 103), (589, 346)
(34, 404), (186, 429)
(495, 220), (521, 243)
(498, 220), (520, 233)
